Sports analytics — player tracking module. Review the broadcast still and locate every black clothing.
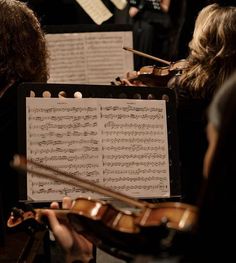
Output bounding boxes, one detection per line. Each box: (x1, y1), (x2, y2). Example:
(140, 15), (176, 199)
(130, 0), (161, 10)
(129, 0), (173, 70)
(177, 1), (209, 59)
(168, 77), (210, 205)
(24, 0), (115, 25)
(0, 83), (19, 225)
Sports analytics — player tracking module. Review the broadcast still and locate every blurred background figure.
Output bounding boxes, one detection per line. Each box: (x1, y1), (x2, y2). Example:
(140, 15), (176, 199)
(21, 0), (116, 25)
(128, 0), (186, 70)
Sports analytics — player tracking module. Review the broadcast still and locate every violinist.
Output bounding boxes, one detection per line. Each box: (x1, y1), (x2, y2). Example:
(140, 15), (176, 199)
(40, 71), (236, 263)
(110, 5), (236, 248)
(167, 3), (236, 205)
(0, 0), (48, 227)
(122, 2), (236, 205)
(39, 75), (236, 263)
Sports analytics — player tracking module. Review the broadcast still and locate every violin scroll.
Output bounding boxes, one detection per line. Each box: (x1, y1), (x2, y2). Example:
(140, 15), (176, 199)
(7, 206), (48, 233)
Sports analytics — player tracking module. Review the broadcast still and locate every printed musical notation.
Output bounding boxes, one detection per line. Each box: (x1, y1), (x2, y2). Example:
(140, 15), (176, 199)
(46, 31), (133, 85)
(26, 98), (170, 201)
(75, 0), (113, 25)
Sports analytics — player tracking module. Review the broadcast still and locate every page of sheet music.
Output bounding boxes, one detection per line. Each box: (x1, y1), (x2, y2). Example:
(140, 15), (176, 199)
(75, 0), (112, 25)
(26, 97), (170, 201)
(110, 0), (127, 10)
(46, 31), (133, 85)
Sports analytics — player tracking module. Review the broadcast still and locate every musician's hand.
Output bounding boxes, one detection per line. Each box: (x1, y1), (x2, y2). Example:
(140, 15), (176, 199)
(129, 7), (139, 18)
(118, 70), (146, 86)
(126, 70), (139, 80)
(160, 0), (171, 13)
(43, 197), (94, 263)
(120, 78), (145, 86)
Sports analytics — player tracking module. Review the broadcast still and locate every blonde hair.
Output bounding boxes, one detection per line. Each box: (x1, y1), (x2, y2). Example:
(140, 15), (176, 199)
(179, 4), (236, 98)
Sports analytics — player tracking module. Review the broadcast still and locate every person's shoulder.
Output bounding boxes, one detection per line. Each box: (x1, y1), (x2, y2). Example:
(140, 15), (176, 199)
(167, 74), (181, 89)
(167, 74), (210, 115)
(167, 74), (190, 100)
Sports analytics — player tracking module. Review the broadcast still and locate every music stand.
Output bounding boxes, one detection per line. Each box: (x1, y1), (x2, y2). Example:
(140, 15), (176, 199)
(17, 83), (180, 203)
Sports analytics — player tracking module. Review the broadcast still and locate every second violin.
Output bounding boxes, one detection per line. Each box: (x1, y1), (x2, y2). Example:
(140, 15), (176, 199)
(120, 47), (188, 87)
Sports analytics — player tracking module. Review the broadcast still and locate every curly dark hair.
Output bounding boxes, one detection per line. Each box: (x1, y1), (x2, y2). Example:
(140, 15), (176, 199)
(0, 0), (48, 88)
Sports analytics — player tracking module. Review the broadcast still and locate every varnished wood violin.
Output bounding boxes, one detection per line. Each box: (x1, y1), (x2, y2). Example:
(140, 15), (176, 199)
(114, 47), (188, 87)
(8, 155), (198, 257)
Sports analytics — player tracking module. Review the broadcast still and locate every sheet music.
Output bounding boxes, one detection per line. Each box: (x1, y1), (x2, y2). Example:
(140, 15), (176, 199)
(109, 0), (127, 10)
(75, 0), (112, 25)
(46, 31), (133, 85)
(26, 98), (170, 201)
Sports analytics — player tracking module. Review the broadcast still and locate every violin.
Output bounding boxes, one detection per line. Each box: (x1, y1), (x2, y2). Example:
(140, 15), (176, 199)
(8, 155), (198, 257)
(129, 61), (187, 87)
(8, 199), (197, 257)
(117, 47), (188, 87)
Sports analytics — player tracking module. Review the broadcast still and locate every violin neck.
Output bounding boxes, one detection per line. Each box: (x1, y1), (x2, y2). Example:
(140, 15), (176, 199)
(34, 208), (70, 226)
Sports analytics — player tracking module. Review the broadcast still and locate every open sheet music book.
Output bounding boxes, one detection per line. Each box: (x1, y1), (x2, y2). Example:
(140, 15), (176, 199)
(45, 25), (133, 85)
(26, 98), (170, 202)
(17, 83), (181, 203)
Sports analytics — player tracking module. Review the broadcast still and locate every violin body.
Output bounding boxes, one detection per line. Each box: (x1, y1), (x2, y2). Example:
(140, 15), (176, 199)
(68, 200), (197, 257)
(112, 60), (188, 87)
(8, 198), (197, 259)
(136, 202), (197, 231)
(118, 46), (189, 87)
(138, 59), (188, 86)
(135, 65), (176, 87)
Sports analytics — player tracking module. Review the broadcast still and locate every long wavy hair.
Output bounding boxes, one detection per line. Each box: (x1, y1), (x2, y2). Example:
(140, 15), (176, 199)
(0, 0), (48, 88)
(179, 4), (236, 99)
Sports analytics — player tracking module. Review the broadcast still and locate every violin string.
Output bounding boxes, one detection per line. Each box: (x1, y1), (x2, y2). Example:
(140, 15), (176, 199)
(11, 155), (147, 209)
(123, 46), (171, 66)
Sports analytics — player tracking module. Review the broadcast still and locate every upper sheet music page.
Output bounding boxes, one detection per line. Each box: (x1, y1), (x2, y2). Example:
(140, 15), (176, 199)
(46, 30), (133, 85)
(75, 0), (112, 25)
